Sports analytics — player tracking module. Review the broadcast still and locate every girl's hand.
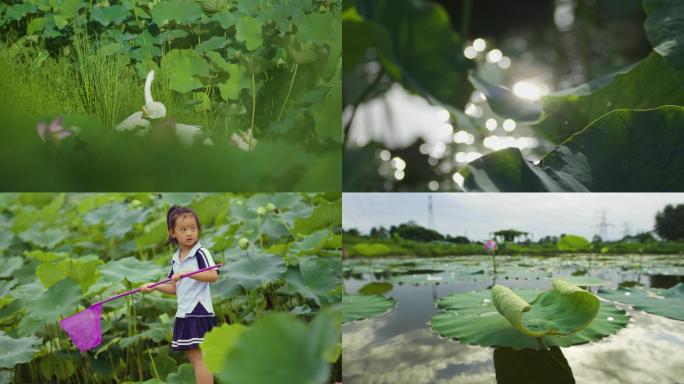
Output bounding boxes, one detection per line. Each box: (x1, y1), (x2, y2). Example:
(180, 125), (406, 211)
(140, 283), (155, 293)
(171, 273), (183, 283)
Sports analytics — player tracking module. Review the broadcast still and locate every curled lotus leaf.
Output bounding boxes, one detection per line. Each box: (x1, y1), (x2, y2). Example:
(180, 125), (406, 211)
(430, 280), (629, 350)
(343, 294), (396, 323)
(491, 280), (600, 338)
(599, 283), (684, 321)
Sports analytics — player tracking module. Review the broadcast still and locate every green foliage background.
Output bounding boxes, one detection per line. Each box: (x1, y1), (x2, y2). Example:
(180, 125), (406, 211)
(0, 0), (341, 191)
(0, 192), (342, 383)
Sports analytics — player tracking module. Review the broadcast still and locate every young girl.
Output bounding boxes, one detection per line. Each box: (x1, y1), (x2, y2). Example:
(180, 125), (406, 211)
(140, 206), (219, 384)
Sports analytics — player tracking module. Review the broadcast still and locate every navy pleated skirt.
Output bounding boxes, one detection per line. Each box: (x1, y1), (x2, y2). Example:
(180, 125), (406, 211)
(171, 303), (218, 351)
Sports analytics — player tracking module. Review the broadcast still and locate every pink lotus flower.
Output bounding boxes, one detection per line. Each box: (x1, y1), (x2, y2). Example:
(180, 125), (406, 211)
(37, 117), (73, 143)
(484, 239), (497, 252)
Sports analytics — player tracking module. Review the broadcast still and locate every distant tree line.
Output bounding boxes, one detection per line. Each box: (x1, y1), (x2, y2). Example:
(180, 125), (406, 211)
(344, 203), (684, 243)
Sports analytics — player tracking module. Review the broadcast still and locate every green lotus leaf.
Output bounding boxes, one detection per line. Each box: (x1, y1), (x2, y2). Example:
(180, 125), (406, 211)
(27, 278), (81, 323)
(0, 230), (13, 253)
(534, 52), (684, 143)
(222, 254), (285, 290)
(430, 284), (629, 350)
(391, 271), (485, 285)
(151, 0), (203, 26)
(217, 311), (339, 384)
(644, 0), (684, 77)
(19, 227), (68, 248)
(217, 63), (250, 101)
(491, 280), (599, 337)
(469, 72), (542, 122)
(557, 235), (590, 252)
(166, 363), (196, 384)
(599, 283), (684, 320)
(161, 49), (210, 93)
(0, 256), (23, 278)
(235, 16), (263, 51)
(293, 199), (341, 236)
(352, 0), (473, 109)
(343, 294), (396, 323)
(0, 331), (40, 369)
(311, 80), (343, 143)
(281, 257), (341, 305)
(288, 229), (335, 256)
(201, 323), (247, 373)
(97, 257), (165, 287)
(91, 5), (128, 26)
(554, 276), (610, 287)
(358, 282), (393, 296)
(460, 106), (684, 191)
(36, 255), (101, 292)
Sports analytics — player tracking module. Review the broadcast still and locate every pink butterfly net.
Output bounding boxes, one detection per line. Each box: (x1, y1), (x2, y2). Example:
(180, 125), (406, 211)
(59, 264), (222, 352)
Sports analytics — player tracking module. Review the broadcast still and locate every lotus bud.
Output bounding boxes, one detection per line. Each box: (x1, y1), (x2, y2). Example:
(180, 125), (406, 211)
(257, 207), (266, 215)
(238, 238), (249, 250)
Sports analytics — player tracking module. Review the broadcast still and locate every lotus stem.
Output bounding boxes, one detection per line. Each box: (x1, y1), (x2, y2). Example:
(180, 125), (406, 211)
(536, 337), (548, 350)
(277, 63), (298, 122)
(250, 73), (256, 146)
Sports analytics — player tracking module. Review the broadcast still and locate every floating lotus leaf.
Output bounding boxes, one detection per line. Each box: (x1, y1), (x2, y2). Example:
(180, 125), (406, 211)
(222, 253), (285, 290)
(358, 282), (393, 296)
(0, 331), (40, 368)
(430, 282), (629, 350)
(491, 280), (599, 337)
(343, 294), (396, 323)
(390, 271), (484, 285)
(598, 283), (684, 321)
(556, 276), (610, 287)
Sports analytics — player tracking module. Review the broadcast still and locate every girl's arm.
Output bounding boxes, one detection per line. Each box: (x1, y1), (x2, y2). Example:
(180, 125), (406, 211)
(141, 281), (176, 295)
(173, 270), (219, 283)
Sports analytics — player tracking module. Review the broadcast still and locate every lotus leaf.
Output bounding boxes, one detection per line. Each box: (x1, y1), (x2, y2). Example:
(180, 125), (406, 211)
(491, 280), (599, 337)
(26, 278), (81, 323)
(222, 253), (285, 290)
(19, 227), (68, 248)
(0, 257), (22, 278)
(217, 311), (338, 384)
(151, 0), (203, 26)
(557, 235), (590, 252)
(343, 294), (396, 323)
(0, 331), (40, 369)
(553, 276), (610, 287)
(235, 16), (262, 51)
(598, 283), (684, 320)
(469, 72), (542, 122)
(202, 323), (247, 373)
(281, 257), (341, 305)
(431, 283), (629, 350)
(166, 363), (196, 384)
(98, 257), (165, 286)
(644, 0), (684, 77)
(460, 106), (684, 191)
(358, 282), (393, 296)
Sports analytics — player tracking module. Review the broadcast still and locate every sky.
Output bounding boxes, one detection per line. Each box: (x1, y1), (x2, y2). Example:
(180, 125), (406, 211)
(343, 193), (684, 241)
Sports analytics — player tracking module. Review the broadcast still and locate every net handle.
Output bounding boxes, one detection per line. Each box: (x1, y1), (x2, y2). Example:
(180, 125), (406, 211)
(93, 263), (223, 306)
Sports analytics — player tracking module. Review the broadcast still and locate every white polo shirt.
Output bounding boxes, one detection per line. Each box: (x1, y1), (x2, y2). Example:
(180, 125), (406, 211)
(167, 242), (218, 318)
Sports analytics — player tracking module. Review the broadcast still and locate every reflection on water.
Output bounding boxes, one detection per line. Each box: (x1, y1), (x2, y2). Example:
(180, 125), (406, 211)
(343, 256), (684, 384)
(494, 347), (574, 384)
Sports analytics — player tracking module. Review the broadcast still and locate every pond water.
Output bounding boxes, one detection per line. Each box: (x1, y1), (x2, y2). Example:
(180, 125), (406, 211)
(342, 255), (684, 384)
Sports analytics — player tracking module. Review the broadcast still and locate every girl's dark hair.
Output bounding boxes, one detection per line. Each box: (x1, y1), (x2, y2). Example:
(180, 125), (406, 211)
(164, 205), (202, 246)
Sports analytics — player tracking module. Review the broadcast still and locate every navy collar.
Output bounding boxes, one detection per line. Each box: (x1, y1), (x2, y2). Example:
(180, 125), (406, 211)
(173, 241), (202, 264)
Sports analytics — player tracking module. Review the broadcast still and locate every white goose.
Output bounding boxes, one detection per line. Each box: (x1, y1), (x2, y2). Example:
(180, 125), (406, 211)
(116, 70), (202, 146)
